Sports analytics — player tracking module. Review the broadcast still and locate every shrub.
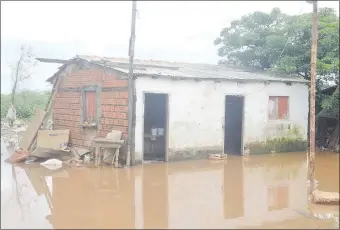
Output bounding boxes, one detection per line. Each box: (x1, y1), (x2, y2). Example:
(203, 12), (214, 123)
(1, 90), (51, 121)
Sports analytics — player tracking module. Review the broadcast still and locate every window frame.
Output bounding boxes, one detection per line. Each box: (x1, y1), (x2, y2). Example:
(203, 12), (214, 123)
(80, 85), (101, 127)
(268, 96), (289, 120)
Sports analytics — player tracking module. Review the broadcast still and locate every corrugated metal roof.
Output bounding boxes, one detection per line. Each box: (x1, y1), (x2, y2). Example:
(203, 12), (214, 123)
(47, 55), (309, 83)
(77, 55), (309, 83)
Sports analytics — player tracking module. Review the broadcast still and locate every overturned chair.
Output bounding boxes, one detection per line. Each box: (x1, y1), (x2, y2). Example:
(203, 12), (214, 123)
(92, 130), (125, 167)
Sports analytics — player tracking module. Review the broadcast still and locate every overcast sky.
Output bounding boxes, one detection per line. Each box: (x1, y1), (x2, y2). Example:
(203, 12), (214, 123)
(1, 1), (339, 94)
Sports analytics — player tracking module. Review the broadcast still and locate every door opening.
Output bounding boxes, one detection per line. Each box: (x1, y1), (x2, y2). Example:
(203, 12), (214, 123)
(143, 93), (168, 161)
(224, 95), (244, 155)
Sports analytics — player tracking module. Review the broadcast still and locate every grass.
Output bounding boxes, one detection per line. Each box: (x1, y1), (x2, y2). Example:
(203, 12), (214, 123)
(1, 90), (51, 121)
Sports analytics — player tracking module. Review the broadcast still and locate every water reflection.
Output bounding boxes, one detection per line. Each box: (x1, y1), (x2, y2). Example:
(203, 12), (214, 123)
(1, 150), (338, 229)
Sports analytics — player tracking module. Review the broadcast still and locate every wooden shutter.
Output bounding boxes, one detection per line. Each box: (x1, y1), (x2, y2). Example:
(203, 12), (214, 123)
(277, 96), (289, 119)
(268, 96), (277, 119)
(85, 91), (97, 122)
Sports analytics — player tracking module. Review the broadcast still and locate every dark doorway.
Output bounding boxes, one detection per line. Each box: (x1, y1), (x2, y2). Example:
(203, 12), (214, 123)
(143, 93), (168, 161)
(224, 95), (244, 155)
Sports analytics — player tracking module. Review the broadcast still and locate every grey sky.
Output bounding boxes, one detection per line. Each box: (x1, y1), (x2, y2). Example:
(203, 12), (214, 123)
(1, 1), (339, 94)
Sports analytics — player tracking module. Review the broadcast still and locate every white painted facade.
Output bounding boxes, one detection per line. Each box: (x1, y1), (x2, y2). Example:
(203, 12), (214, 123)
(135, 77), (309, 161)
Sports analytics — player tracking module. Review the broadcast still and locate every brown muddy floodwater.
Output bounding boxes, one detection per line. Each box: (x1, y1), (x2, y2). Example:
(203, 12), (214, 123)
(1, 143), (339, 228)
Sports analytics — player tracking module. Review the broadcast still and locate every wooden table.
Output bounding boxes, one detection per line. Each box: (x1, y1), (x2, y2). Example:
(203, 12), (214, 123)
(92, 138), (125, 167)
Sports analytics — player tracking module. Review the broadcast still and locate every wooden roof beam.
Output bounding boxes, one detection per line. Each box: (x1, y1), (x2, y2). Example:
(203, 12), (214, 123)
(36, 58), (73, 64)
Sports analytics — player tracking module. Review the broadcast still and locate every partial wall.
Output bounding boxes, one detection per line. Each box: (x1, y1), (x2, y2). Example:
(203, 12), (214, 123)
(52, 63), (128, 150)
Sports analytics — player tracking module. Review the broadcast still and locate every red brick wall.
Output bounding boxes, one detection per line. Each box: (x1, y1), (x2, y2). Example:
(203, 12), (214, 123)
(52, 65), (128, 148)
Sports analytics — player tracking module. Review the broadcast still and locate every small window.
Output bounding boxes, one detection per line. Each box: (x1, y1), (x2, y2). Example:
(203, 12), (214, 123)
(268, 96), (289, 120)
(81, 85), (100, 127)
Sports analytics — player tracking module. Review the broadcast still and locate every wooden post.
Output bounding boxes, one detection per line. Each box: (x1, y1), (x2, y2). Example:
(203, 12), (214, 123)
(308, 0), (318, 195)
(127, 1), (137, 166)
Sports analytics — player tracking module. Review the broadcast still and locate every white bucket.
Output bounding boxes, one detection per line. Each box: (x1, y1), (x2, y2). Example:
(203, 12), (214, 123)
(151, 128), (157, 136)
(157, 128), (164, 136)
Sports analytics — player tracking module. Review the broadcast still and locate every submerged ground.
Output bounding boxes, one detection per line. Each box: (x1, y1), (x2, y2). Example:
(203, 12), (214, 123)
(1, 137), (339, 229)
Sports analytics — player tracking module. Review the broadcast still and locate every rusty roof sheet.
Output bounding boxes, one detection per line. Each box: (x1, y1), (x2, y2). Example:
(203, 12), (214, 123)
(46, 55), (310, 83)
(77, 55), (309, 83)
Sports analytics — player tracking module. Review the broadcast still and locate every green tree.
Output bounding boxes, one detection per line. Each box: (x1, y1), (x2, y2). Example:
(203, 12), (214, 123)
(214, 7), (339, 81)
(273, 8), (339, 81)
(214, 8), (289, 70)
(214, 7), (339, 115)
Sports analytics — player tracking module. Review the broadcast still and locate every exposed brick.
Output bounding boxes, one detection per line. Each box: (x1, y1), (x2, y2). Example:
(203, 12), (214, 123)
(54, 109), (81, 116)
(119, 92), (128, 98)
(114, 106), (128, 112)
(53, 65), (129, 144)
(114, 119), (125, 126)
(69, 103), (81, 110)
(104, 118), (113, 125)
(116, 98), (128, 105)
(102, 98), (117, 105)
(53, 114), (81, 121)
(54, 119), (80, 128)
(55, 97), (80, 104)
(116, 112), (127, 119)
(102, 111), (127, 119)
(100, 118), (105, 124)
(102, 73), (117, 81)
(54, 103), (69, 109)
(103, 80), (128, 88)
(100, 130), (109, 137)
(57, 92), (81, 98)
(101, 92), (119, 100)
(102, 105), (115, 112)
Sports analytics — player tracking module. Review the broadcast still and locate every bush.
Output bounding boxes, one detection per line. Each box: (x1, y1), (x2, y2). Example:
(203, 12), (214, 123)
(1, 90), (51, 121)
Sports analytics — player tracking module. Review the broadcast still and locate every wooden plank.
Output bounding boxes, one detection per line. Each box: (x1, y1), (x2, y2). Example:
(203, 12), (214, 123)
(85, 91), (97, 122)
(36, 58), (72, 64)
(278, 96), (289, 119)
(268, 96), (277, 119)
(19, 109), (46, 151)
(29, 67), (66, 152)
(37, 130), (70, 150)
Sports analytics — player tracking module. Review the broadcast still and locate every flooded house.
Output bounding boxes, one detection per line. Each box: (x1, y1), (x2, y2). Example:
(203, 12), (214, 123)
(38, 55), (309, 164)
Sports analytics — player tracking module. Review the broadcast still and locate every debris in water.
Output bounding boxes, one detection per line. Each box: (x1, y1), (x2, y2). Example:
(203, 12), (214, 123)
(312, 190), (340, 205)
(5, 149), (29, 163)
(31, 147), (72, 161)
(64, 158), (85, 167)
(209, 153), (227, 160)
(40, 158), (63, 170)
(84, 154), (91, 164)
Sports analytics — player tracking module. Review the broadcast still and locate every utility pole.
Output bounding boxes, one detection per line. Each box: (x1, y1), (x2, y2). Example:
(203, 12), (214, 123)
(127, 0), (137, 166)
(307, 0), (318, 195)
